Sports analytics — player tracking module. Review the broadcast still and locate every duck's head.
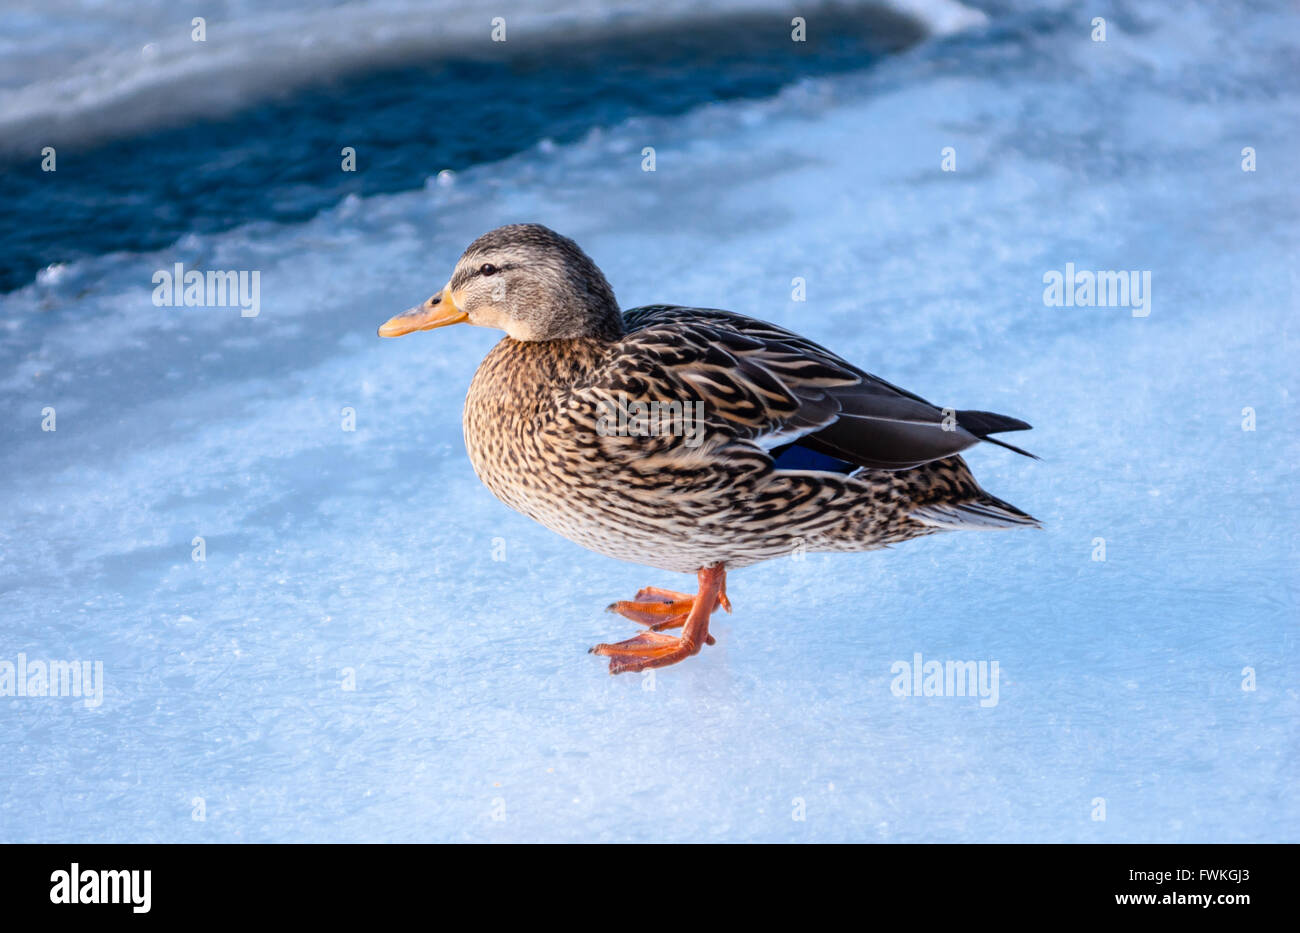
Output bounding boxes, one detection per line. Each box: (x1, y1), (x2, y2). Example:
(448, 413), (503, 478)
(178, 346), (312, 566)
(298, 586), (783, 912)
(378, 223), (623, 342)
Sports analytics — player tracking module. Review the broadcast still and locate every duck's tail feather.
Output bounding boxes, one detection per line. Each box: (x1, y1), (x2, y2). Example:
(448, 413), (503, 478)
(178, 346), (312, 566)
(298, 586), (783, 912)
(898, 455), (1041, 530)
(955, 409), (1040, 460)
(910, 493), (1041, 530)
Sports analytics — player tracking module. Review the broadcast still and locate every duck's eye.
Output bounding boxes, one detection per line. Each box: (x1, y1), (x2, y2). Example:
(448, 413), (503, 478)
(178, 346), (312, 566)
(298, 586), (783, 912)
(479, 263), (498, 277)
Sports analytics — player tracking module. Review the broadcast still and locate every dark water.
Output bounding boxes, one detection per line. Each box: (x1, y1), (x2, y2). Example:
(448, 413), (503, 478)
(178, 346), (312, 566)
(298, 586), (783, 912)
(0, 9), (921, 294)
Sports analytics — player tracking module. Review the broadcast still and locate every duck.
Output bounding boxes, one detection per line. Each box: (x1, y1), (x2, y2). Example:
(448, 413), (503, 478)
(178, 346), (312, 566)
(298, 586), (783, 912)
(379, 224), (1039, 674)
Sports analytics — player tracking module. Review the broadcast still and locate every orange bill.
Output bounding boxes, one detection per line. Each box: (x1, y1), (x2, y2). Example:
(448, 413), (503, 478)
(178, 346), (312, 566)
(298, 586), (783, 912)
(377, 285), (467, 337)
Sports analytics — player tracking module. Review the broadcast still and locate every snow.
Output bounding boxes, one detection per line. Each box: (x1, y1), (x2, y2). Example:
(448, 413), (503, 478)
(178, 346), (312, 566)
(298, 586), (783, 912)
(0, 0), (1296, 842)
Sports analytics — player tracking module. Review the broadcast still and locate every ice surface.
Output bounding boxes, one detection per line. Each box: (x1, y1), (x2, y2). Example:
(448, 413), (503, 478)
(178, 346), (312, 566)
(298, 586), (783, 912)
(0, 0), (1296, 841)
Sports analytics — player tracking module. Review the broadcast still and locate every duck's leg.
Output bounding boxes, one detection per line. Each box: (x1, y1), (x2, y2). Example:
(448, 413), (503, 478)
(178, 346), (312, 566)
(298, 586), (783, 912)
(590, 565), (727, 674)
(607, 582), (731, 630)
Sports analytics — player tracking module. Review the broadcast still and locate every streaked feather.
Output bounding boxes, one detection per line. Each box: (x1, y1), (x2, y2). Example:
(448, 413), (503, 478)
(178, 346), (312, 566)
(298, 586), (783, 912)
(462, 304), (1039, 574)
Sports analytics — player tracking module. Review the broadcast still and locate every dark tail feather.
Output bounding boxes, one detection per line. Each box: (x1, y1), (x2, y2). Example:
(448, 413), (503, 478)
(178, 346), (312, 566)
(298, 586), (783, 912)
(956, 409), (1039, 460)
(980, 434), (1039, 459)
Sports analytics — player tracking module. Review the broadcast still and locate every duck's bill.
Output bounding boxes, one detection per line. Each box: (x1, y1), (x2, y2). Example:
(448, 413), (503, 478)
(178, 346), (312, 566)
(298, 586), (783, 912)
(377, 286), (468, 337)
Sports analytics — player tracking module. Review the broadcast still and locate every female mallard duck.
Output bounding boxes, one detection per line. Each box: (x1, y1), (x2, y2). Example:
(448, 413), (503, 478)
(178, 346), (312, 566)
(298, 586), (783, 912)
(380, 224), (1038, 674)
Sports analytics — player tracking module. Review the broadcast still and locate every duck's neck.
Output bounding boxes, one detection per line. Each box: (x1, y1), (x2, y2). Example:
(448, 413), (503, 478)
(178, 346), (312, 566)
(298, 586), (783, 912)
(536, 301), (623, 342)
(485, 336), (611, 396)
(583, 305), (625, 342)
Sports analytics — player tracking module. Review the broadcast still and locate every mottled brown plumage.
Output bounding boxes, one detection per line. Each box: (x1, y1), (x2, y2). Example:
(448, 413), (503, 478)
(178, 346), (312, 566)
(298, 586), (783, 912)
(381, 224), (1039, 673)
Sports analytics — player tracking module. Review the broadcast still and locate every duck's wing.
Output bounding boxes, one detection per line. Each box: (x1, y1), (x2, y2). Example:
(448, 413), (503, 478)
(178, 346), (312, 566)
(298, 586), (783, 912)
(598, 305), (1034, 471)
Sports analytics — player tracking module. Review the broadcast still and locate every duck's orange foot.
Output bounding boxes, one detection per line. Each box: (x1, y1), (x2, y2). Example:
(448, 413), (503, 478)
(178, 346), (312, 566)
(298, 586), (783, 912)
(590, 631), (702, 674)
(591, 565), (728, 675)
(605, 587), (716, 644)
